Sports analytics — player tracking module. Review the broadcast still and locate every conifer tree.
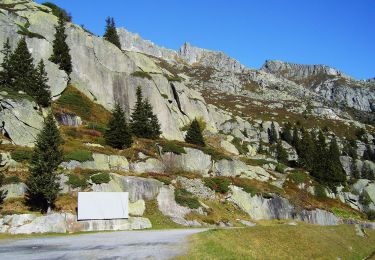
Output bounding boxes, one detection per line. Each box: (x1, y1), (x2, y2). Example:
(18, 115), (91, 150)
(34, 60), (52, 107)
(268, 122), (278, 144)
(351, 160), (360, 180)
(26, 112), (63, 212)
(343, 139), (358, 160)
(292, 126), (300, 151)
(312, 130), (327, 181)
(103, 17), (121, 49)
(50, 15), (72, 75)
(104, 103), (132, 149)
(9, 37), (35, 92)
(298, 130), (315, 170)
(144, 99), (161, 139)
(185, 118), (205, 146)
(0, 171), (7, 206)
(258, 140), (265, 154)
(324, 138), (346, 188)
(276, 140), (288, 164)
(0, 38), (13, 88)
(281, 122), (292, 144)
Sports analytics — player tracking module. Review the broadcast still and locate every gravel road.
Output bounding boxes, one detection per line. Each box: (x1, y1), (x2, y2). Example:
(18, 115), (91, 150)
(0, 229), (206, 260)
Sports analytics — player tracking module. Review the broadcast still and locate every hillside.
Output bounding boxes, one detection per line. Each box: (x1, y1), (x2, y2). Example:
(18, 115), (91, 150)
(0, 0), (374, 238)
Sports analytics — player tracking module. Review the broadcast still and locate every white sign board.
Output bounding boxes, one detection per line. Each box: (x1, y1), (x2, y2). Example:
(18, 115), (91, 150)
(78, 192), (129, 220)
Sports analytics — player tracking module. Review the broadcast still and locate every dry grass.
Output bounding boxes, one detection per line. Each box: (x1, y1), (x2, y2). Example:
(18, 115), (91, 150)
(178, 224), (375, 260)
(55, 193), (77, 214)
(143, 200), (183, 229)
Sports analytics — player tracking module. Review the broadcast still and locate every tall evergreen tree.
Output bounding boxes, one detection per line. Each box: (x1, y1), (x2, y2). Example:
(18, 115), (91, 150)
(276, 140), (288, 164)
(103, 17), (121, 49)
(324, 138), (346, 188)
(144, 99), (161, 139)
(9, 37), (35, 93)
(50, 15), (72, 75)
(0, 38), (13, 88)
(292, 126), (300, 151)
(312, 130), (327, 181)
(34, 60), (52, 107)
(268, 122), (278, 144)
(281, 122), (292, 144)
(343, 138), (358, 160)
(351, 160), (360, 180)
(104, 103), (132, 149)
(185, 118), (205, 146)
(298, 130), (315, 170)
(26, 112), (63, 212)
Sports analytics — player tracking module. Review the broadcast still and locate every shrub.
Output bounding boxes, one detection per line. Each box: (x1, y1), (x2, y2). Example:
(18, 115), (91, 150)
(174, 188), (200, 209)
(64, 150), (93, 162)
(314, 184), (327, 200)
(131, 71), (152, 80)
(366, 210), (375, 221)
(288, 171), (307, 184)
(42, 2), (72, 22)
(232, 178), (259, 196)
(91, 173), (110, 184)
(86, 122), (106, 133)
(161, 142), (186, 155)
(359, 191), (372, 206)
(67, 174), (88, 189)
(10, 149), (31, 162)
(165, 74), (182, 82)
(204, 177), (231, 194)
(4, 176), (21, 184)
(275, 163), (287, 173)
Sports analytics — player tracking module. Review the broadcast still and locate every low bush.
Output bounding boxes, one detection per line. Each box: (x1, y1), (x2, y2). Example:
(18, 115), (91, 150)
(175, 188), (200, 209)
(67, 174), (88, 189)
(161, 142), (186, 155)
(10, 149), (31, 162)
(231, 178), (259, 196)
(359, 191), (372, 206)
(131, 71), (152, 80)
(64, 150), (93, 162)
(204, 177), (231, 194)
(91, 173), (110, 184)
(275, 163), (287, 173)
(314, 184), (327, 200)
(165, 74), (182, 82)
(288, 171), (307, 184)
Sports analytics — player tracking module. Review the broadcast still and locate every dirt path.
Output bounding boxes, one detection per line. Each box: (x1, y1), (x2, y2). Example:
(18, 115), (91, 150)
(0, 229), (206, 260)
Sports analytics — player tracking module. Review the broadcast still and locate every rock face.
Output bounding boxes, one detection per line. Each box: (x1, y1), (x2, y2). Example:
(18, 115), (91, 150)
(129, 158), (165, 174)
(228, 186), (340, 225)
(0, 96), (44, 147)
(54, 111), (82, 126)
(61, 153), (129, 171)
(0, 182), (27, 199)
(177, 176), (215, 200)
(161, 148), (212, 175)
(0, 213), (151, 234)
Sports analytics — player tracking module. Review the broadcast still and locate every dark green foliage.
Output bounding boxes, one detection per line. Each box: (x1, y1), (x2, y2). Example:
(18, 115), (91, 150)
(323, 138), (346, 189)
(257, 140), (265, 154)
(288, 171), (307, 184)
(0, 38), (13, 88)
(276, 140), (288, 164)
(105, 103), (132, 149)
(86, 122), (107, 134)
(314, 184), (327, 200)
(343, 139), (358, 160)
(367, 210), (375, 221)
(359, 191), (372, 207)
(131, 71), (152, 80)
(0, 172), (7, 205)
(34, 60), (52, 107)
(91, 173), (110, 184)
(130, 87), (161, 139)
(17, 24), (45, 39)
(10, 149), (32, 162)
(204, 177), (231, 194)
(200, 147), (232, 161)
(281, 122), (293, 144)
(67, 174), (88, 189)
(49, 15), (72, 75)
(351, 160), (360, 180)
(231, 179), (259, 196)
(298, 129), (315, 170)
(26, 112), (63, 212)
(268, 122), (278, 144)
(231, 137), (249, 154)
(42, 2), (72, 22)
(161, 142), (186, 155)
(185, 118), (205, 146)
(275, 163), (287, 173)
(4, 176), (21, 184)
(355, 128), (367, 143)
(174, 188), (200, 209)
(363, 145), (375, 162)
(103, 17), (121, 49)
(291, 126), (300, 150)
(64, 150), (93, 162)
(361, 163), (375, 180)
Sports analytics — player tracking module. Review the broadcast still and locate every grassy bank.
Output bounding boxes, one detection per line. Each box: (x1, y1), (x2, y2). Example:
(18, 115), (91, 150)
(178, 224), (375, 260)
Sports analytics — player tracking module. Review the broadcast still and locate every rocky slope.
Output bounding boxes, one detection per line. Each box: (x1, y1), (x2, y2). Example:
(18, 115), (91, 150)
(0, 0), (374, 234)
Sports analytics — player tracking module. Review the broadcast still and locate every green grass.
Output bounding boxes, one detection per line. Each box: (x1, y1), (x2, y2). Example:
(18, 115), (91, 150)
(331, 207), (362, 220)
(131, 71), (152, 80)
(90, 173), (110, 184)
(17, 24), (45, 39)
(288, 170), (308, 184)
(204, 177), (231, 194)
(161, 142), (186, 155)
(143, 200), (183, 229)
(67, 174), (88, 189)
(64, 150), (93, 162)
(175, 188), (200, 209)
(0, 86), (35, 102)
(231, 137), (248, 154)
(10, 148), (32, 162)
(178, 224), (375, 260)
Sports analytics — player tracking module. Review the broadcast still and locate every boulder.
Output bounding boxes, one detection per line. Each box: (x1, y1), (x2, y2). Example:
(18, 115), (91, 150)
(69, 217), (152, 232)
(0, 182), (27, 199)
(61, 153), (129, 171)
(220, 140), (239, 155)
(8, 213), (68, 234)
(213, 159), (271, 181)
(129, 200), (146, 216)
(162, 148), (212, 175)
(130, 158), (165, 174)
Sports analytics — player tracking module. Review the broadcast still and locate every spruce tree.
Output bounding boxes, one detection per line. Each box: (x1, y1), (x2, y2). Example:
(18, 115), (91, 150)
(258, 140), (264, 154)
(34, 60), (52, 107)
(104, 103), (132, 149)
(185, 118), (205, 146)
(144, 99), (161, 139)
(0, 38), (13, 88)
(324, 138), (346, 188)
(292, 126), (300, 151)
(26, 112), (63, 212)
(276, 140), (288, 164)
(103, 17), (121, 49)
(281, 122), (292, 144)
(9, 37), (35, 93)
(268, 122), (278, 144)
(351, 160), (360, 180)
(298, 130), (315, 170)
(312, 130), (327, 181)
(50, 15), (72, 75)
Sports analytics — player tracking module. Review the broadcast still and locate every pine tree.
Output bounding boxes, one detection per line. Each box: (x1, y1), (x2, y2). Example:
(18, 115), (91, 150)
(281, 122), (292, 144)
(185, 118), (205, 146)
(130, 87), (162, 139)
(0, 38), (13, 88)
(103, 17), (121, 49)
(343, 138), (358, 160)
(312, 130), (327, 181)
(26, 112), (63, 212)
(292, 126), (300, 151)
(276, 140), (288, 164)
(298, 130), (315, 170)
(9, 37), (35, 93)
(351, 160), (360, 180)
(258, 140), (265, 154)
(268, 122), (278, 144)
(324, 138), (346, 188)
(104, 103), (132, 149)
(34, 60), (52, 107)
(50, 15), (72, 75)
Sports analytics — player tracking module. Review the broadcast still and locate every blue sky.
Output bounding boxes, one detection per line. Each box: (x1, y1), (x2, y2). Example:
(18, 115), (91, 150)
(36, 0), (375, 79)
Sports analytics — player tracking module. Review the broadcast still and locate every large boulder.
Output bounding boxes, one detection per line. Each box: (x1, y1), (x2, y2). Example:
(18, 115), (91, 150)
(61, 153), (129, 171)
(161, 148), (212, 175)
(129, 200), (146, 216)
(0, 182), (27, 199)
(129, 158), (165, 174)
(8, 213), (68, 234)
(220, 140), (239, 155)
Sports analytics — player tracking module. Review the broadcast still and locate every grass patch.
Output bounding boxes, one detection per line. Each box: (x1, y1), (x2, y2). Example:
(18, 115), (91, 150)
(143, 200), (183, 229)
(231, 178), (259, 196)
(331, 207), (362, 220)
(160, 141), (186, 155)
(131, 71), (152, 80)
(0, 87), (35, 102)
(241, 157), (276, 167)
(164, 74), (182, 82)
(288, 170), (308, 184)
(64, 150), (93, 162)
(178, 225), (375, 260)
(10, 148), (32, 162)
(204, 177), (231, 194)
(140, 173), (173, 185)
(275, 163), (287, 173)
(175, 188), (200, 209)
(17, 24), (45, 39)
(67, 174), (88, 189)
(90, 173), (110, 184)
(55, 193), (77, 213)
(200, 146), (231, 161)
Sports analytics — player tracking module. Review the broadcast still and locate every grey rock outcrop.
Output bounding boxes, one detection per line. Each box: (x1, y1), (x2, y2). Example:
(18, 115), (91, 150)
(129, 158), (165, 174)
(177, 176), (215, 200)
(61, 153), (129, 171)
(0, 182), (27, 199)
